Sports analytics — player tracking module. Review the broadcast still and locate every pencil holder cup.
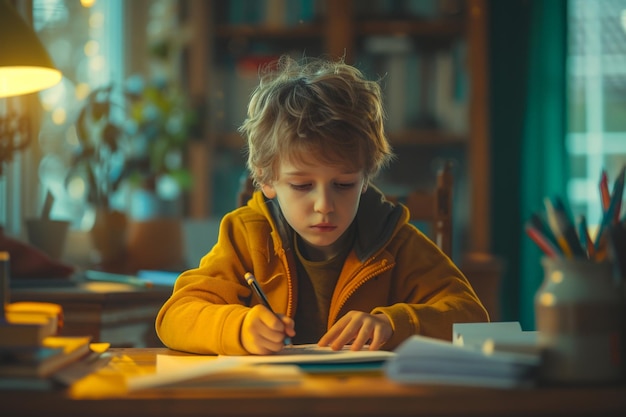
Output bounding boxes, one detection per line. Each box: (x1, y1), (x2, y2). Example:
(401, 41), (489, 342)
(535, 257), (624, 385)
(25, 218), (70, 260)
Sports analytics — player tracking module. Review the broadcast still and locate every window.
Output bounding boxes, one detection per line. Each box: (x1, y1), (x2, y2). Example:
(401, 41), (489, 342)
(35, 0), (125, 229)
(0, 0), (124, 236)
(567, 0), (626, 227)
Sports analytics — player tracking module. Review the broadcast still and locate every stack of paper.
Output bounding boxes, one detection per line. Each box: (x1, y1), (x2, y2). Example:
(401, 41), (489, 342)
(453, 321), (542, 356)
(223, 344), (395, 365)
(384, 333), (542, 389)
(126, 344), (396, 391)
(127, 356), (303, 391)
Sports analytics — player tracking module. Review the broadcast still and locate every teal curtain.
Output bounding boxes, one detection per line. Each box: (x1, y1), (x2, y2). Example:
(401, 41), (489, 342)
(489, 0), (568, 329)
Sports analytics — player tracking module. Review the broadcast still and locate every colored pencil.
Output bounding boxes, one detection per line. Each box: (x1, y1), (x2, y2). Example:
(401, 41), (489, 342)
(611, 166), (625, 224)
(595, 166), (625, 252)
(529, 212), (560, 250)
(576, 214), (594, 259)
(525, 222), (560, 258)
(544, 197), (586, 258)
(600, 169), (610, 213)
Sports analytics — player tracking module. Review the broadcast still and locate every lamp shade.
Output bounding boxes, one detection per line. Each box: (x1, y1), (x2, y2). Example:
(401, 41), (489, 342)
(0, 0), (62, 98)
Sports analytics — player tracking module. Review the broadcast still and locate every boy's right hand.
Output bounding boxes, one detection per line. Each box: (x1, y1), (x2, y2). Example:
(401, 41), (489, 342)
(241, 305), (295, 355)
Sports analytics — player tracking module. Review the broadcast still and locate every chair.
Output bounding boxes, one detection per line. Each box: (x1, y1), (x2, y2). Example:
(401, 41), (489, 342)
(236, 161), (454, 257)
(384, 161), (454, 257)
(237, 174), (256, 208)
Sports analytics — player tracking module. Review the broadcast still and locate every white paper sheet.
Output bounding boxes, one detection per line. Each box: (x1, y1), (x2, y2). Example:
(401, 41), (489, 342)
(219, 344), (396, 364)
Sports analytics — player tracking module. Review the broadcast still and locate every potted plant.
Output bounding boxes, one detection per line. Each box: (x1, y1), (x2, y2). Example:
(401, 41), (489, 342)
(123, 74), (194, 219)
(66, 75), (194, 270)
(66, 85), (131, 267)
(122, 75), (195, 272)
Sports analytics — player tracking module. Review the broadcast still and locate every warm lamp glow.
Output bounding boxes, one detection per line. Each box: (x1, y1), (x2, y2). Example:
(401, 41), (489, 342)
(0, 66), (62, 98)
(0, 0), (62, 98)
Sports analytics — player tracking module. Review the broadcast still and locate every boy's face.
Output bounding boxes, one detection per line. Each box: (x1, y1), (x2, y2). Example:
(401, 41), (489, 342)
(261, 156), (367, 259)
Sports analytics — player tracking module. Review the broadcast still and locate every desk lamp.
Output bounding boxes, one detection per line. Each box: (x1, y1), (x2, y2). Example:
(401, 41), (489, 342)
(0, 0), (62, 98)
(0, 0), (62, 327)
(0, 0), (62, 175)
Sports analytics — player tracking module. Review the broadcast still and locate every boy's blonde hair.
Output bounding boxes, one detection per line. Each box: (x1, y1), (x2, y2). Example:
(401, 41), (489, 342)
(239, 55), (394, 187)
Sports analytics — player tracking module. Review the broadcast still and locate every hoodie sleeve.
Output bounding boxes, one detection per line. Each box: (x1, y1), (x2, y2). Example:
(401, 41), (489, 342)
(371, 225), (490, 350)
(155, 209), (259, 355)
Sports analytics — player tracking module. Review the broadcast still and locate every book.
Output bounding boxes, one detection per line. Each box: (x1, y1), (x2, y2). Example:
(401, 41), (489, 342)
(384, 334), (542, 389)
(0, 336), (92, 378)
(0, 375), (60, 391)
(0, 342), (111, 391)
(136, 269), (179, 286)
(0, 311), (59, 348)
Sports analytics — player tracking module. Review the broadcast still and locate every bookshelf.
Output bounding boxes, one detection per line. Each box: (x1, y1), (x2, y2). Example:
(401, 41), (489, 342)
(181, 0), (497, 302)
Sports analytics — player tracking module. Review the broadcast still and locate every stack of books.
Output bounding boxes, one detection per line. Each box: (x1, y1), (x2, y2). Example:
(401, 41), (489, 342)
(384, 322), (544, 389)
(0, 302), (106, 390)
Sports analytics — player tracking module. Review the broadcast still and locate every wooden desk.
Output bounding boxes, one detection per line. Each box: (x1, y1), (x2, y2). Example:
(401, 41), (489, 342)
(2, 348), (625, 417)
(10, 281), (171, 347)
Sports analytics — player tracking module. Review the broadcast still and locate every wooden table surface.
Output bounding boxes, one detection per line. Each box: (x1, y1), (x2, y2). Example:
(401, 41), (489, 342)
(2, 347), (626, 417)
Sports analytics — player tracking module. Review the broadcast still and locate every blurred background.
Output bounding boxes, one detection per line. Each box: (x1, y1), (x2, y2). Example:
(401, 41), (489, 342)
(1, 0), (625, 331)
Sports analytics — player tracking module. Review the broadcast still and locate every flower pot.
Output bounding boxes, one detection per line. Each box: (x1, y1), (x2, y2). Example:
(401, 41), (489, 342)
(90, 208), (128, 267)
(25, 218), (70, 260)
(126, 217), (185, 271)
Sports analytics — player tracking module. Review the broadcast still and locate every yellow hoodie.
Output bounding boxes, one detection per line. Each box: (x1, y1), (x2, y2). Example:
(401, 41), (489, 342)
(155, 187), (489, 354)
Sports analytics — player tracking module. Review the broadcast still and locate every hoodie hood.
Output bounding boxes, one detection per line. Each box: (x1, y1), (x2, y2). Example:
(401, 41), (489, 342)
(248, 185), (408, 262)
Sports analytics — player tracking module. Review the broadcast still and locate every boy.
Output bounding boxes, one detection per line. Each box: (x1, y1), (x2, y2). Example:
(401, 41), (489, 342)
(155, 56), (489, 355)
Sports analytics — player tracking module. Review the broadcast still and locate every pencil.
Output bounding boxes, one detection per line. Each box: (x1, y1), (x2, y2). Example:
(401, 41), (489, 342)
(525, 222), (560, 258)
(611, 166), (625, 224)
(595, 166), (626, 252)
(544, 197), (586, 258)
(529, 212), (560, 251)
(600, 169), (610, 213)
(244, 272), (291, 346)
(576, 215), (594, 259)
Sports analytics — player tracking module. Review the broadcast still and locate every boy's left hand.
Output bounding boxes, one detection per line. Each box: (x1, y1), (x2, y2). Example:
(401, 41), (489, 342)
(317, 311), (392, 351)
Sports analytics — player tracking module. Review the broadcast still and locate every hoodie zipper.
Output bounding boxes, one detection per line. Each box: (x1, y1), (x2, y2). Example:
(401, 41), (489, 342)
(279, 248), (296, 318)
(328, 256), (395, 326)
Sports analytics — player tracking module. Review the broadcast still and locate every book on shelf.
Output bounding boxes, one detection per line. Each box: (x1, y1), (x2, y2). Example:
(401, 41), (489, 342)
(0, 336), (92, 379)
(226, 0), (318, 27)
